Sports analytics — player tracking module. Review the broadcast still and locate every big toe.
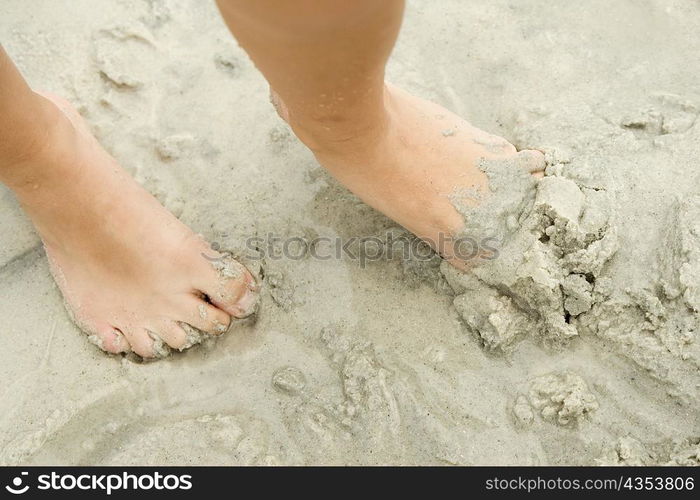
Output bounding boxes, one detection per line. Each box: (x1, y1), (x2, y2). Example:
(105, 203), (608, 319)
(516, 149), (546, 178)
(198, 255), (260, 319)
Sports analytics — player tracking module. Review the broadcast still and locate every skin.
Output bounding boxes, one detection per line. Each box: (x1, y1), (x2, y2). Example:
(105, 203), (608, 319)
(215, 0), (545, 266)
(0, 47), (258, 358)
(0, 1), (543, 356)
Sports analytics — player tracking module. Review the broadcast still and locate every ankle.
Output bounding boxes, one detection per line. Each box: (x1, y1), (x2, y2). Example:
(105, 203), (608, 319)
(275, 88), (392, 157)
(291, 114), (391, 158)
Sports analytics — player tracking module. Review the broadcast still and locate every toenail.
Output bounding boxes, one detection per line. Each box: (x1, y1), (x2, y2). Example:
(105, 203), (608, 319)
(247, 277), (261, 292)
(112, 331), (129, 351)
(213, 321), (229, 334)
(234, 287), (259, 318)
(519, 150), (546, 172)
(147, 332), (171, 358)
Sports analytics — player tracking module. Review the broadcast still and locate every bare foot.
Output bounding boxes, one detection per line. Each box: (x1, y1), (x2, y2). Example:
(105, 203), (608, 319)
(11, 93), (259, 358)
(277, 83), (545, 268)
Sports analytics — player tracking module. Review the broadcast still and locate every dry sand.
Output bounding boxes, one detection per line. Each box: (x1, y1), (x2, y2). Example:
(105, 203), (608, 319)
(0, 0), (698, 465)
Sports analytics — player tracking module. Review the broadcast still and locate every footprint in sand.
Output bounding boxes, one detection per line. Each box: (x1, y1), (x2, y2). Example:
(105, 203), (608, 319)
(93, 23), (158, 89)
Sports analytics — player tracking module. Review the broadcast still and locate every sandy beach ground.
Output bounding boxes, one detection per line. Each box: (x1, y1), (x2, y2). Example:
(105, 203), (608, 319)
(0, 0), (698, 465)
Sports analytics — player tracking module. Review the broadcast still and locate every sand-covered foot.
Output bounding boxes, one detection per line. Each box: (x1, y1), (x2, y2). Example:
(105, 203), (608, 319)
(11, 93), (259, 358)
(278, 84), (545, 268)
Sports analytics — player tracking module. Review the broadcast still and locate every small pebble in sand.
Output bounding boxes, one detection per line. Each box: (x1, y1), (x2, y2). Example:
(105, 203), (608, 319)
(272, 366), (306, 395)
(512, 395), (534, 427)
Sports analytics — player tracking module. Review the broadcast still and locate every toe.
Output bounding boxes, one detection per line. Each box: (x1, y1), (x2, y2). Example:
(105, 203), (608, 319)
(516, 149), (546, 177)
(210, 270), (259, 319)
(91, 326), (131, 354)
(154, 321), (188, 350)
(180, 296), (232, 336)
(120, 326), (156, 358)
(196, 255), (260, 319)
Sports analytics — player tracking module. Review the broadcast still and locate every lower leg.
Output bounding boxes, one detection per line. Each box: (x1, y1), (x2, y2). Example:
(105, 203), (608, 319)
(0, 46), (64, 191)
(215, 1), (544, 267)
(215, 0), (401, 149)
(0, 46), (258, 358)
